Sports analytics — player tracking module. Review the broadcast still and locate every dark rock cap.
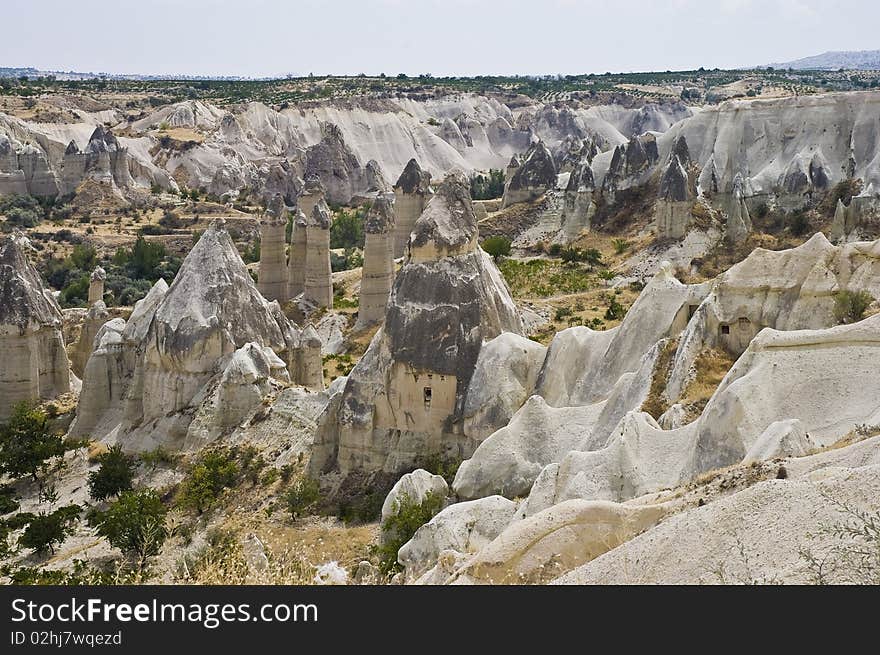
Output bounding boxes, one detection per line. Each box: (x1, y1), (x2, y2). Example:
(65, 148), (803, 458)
(308, 200), (332, 230)
(409, 172), (476, 252)
(364, 193), (395, 234)
(394, 158), (432, 195)
(265, 193), (287, 222)
(508, 141), (557, 192)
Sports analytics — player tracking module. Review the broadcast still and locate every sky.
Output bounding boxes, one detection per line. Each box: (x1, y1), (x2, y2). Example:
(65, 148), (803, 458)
(2, 0), (879, 78)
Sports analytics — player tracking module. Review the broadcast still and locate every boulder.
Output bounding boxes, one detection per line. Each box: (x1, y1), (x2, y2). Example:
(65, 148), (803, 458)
(399, 495), (518, 579)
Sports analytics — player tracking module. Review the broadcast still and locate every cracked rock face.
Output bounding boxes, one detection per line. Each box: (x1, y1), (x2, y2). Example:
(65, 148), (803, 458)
(0, 234), (70, 418)
(304, 122), (368, 205)
(502, 141), (557, 207)
(72, 220), (319, 451)
(392, 158), (433, 258)
(357, 193), (396, 329)
(310, 172), (523, 478)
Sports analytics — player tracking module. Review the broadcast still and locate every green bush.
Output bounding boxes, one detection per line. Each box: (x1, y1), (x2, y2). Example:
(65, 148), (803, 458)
(89, 490), (167, 571)
(88, 445), (136, 501)
(481, 236), (512, 261)
(0, 402), (66, 481)
(612, 238), (631, 254)
(375, 491), (444, 574)
(833, 289), (874, 324)
(605, 295), (627, 321)
(139, 446), (176, 469)
(330, 207), (366, 249)
(18, 505), (80, 554)
(554, 307), (573, 321)
(470, 169), (505, 200)
(176, 448), (240, 513)
(285, 477), (321, 520)
(788, 210), (811, 236)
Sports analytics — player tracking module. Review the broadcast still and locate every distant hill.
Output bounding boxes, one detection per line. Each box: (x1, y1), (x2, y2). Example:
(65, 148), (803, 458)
(765, 50), (880, 71)
(0, 66), (251, 81)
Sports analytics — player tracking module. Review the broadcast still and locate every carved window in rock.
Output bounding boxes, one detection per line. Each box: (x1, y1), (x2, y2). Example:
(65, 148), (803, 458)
(720, 324), (730, 335)
(423, 387), (432, 405)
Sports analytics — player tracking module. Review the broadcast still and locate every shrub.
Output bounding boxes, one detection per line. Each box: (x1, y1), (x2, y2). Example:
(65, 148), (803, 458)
(612, 238), (631, 254)
(470, 169), (505, 200)
(330, 207), (366, 249)
(60, 273), (90, 307)
(375, 491), (444, 573)
(88, 445), (136, 501)
(482, 236), (512, 261)
(554, 307), (573, 321)
(18, 505), (80, 554)
(833, 289), (874, 324)
(788, 210), (811, 236)
(605, 295), (627, 321)
(241, 236), (260, 264)
(285, 477), (321, 520)
(89, 490), (167, 571)
(800, 494), (880, 584)
(176, 449), (240, 513)
(4, 206), (41, 228)
(158, 210), (182, 229)
(140, 446), (175, 469)
(0, 402), (66, 481)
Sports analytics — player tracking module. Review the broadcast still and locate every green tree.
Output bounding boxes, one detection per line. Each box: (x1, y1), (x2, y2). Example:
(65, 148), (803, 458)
(17, 505), (80, 554)
(88, 445), (136, 501)
(89, 490), (167, 571)
(481, 236), (512, 261)
(605, 295), (626, 320)
(69, 244), (98, 271)
(330, 208), (365, 249)
(0, 402), (66, 481)
(176, 449), (239, 513)
(127, 236), (166, 278)
(285, 477), (321, 521)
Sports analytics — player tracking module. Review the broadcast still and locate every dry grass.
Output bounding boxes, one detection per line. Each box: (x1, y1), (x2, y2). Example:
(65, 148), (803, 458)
(641, 339), (679, 420)
(176, 517), (380, 585)
(805, 424), (880, 456)
(679, 348), (736, 421)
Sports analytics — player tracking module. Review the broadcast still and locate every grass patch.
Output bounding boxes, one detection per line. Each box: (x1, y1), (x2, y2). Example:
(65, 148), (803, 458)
(641, 339), (679, 420)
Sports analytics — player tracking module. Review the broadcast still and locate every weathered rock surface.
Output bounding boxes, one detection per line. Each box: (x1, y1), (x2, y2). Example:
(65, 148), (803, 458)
(0, 234), (71, 419)
(257, 194), (289, 302)
(309, 172), (522, 477)
(356, 193), (395, 328)
(72, 221), (319, 450)
(502, 141), (557, 208)
(303, 201), (333, 308)
(401, 495), (518, 580)
(461, 332), (546, 442)
(392, 159), (432, 258)
(445, 499), (668, 584)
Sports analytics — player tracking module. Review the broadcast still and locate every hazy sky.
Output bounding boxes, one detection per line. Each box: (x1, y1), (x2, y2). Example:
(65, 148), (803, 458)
(3, 0), (879, 77)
